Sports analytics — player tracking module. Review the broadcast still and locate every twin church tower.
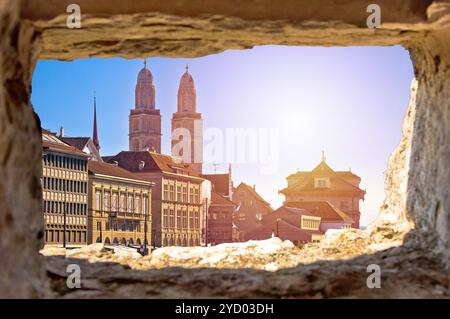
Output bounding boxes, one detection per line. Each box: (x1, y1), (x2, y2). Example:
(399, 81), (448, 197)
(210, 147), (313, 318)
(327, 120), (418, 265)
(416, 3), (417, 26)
(129, 61), (203, 174)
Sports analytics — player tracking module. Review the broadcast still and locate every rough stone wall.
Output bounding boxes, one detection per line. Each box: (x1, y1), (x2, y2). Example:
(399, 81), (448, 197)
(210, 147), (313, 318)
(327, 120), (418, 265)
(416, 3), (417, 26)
(407, 30), (450, 261)
(0, 0), (449, 298)
(0, 0), (47, 297)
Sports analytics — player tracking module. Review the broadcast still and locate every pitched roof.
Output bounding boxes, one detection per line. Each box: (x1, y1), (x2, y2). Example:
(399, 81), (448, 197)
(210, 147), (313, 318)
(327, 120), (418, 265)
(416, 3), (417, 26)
(281, 175), (365, 195)
(88, 160), (150, 183)
(284, 201), (354, 223)
(107, 151), (201, 178)
(210, 191), (236, 206)
(235, 182), (272, 210)
(267, 205), (322, 219)
(281, 161), (364, 196)
(287, 161), (361, 180)
(42, 131), (88, 157)
(60, 137), (90, 151)
(202, 173), (231, 196)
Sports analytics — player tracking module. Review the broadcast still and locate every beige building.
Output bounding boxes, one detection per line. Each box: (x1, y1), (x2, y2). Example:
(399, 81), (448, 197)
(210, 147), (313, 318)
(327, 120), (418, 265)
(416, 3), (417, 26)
(41, 129), (89, 246)
(280, 155), (365, 228)
(87, 160), (153, 246)
(108, 151), (205, 247)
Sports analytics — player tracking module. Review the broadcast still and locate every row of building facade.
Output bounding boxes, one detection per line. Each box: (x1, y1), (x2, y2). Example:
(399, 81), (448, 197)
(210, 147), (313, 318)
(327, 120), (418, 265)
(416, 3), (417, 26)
(40, 60), (365, 248)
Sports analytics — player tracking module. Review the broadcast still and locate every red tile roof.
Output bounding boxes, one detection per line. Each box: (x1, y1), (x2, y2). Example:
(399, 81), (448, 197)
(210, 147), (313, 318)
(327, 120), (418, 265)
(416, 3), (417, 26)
(42, 140), (89, 157)
(202, 173), (231, 196)
(210, 191), (236, 206)
(287, 161), (361, 180)
(88, 160), (150, 183)
(284, 201), (354, 223)
(281, 161), (365, 196)
(60, 137), (90, 151)
(235, 182), (272, 210)
(107, 151), (201, 178)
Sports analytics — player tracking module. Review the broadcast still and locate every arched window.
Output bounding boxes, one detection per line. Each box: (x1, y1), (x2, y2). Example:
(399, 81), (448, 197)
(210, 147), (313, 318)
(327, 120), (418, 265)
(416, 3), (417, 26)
(121, 238), (127, 246)
(104, 237), (111, 245)
(113, 238), (119, 245)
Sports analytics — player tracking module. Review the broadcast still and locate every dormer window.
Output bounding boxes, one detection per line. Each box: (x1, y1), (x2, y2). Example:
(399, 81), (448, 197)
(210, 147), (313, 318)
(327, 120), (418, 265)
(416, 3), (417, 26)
(314, 177), (330, 188)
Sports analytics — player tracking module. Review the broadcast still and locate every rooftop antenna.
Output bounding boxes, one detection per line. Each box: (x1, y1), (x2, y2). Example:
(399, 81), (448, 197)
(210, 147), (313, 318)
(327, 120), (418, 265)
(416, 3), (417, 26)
(144, 58), (147, 68)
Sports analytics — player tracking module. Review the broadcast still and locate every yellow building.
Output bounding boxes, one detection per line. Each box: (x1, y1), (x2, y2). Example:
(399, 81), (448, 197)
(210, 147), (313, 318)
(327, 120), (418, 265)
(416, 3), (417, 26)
(87, 160), (153, 246)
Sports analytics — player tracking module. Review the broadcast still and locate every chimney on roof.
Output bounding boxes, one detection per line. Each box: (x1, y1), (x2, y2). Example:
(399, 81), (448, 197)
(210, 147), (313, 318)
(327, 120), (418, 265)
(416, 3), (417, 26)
(59, 126), (64, 137)
(138, 160), (145, 171)
(253, 184), (256, 190)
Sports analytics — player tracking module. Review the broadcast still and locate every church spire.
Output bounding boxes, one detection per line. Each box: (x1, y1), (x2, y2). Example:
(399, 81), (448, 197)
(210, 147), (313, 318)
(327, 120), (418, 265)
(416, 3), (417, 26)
(93, 91), (100, 151)
(177, 64), (196, 113)
(135, 58), (155, 109)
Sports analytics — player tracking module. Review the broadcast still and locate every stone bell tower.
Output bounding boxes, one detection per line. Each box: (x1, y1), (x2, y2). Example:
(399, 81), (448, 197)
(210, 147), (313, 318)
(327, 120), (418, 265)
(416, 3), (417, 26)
(129, 60), (162, 152)
(171, 65), (203, 174)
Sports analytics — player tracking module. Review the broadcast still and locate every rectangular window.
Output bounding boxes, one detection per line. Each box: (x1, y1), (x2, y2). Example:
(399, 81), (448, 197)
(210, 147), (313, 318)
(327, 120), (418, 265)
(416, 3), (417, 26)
(182, 186), (188, 202)
(163, 184), (169, 200)
(143, 196), (148, 215)
(104, 191), (110, 210)
(177, 186), (182, 202)
(189, 210), (194, 229)
(112, 192), (118, 211)
(169, 208), (175, 228)
(194, 211), (200, 229)
(182, 210), (187, 229)
(95, 191), (102, 211)
(120, 193), (126, 212)
(169, 185), (175, 201)
(162, 208), (169, 228)
(194, 189), (200, 204)
(128, 195), (133, 212)
(176, 209), (181, 228)
(135, 196), (140, 213)
(189, 188), (194, 203)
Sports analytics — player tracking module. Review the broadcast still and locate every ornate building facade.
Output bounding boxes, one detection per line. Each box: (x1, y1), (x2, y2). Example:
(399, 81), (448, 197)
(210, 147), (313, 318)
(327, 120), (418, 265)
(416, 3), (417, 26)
(171, 65), (203, 174)
(107, 151), (205, 247)
(41, 129), (89, 246)
(129, 60), (162, 152)
(87, 160), (153, 246)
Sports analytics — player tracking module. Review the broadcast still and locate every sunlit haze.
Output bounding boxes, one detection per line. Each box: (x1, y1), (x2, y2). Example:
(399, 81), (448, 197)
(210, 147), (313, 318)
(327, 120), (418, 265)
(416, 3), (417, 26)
(32, 45), (414, 226)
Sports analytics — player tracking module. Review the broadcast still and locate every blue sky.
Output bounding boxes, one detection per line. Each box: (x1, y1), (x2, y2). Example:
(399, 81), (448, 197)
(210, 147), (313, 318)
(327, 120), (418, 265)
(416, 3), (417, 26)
(32, 45), (414, 226)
